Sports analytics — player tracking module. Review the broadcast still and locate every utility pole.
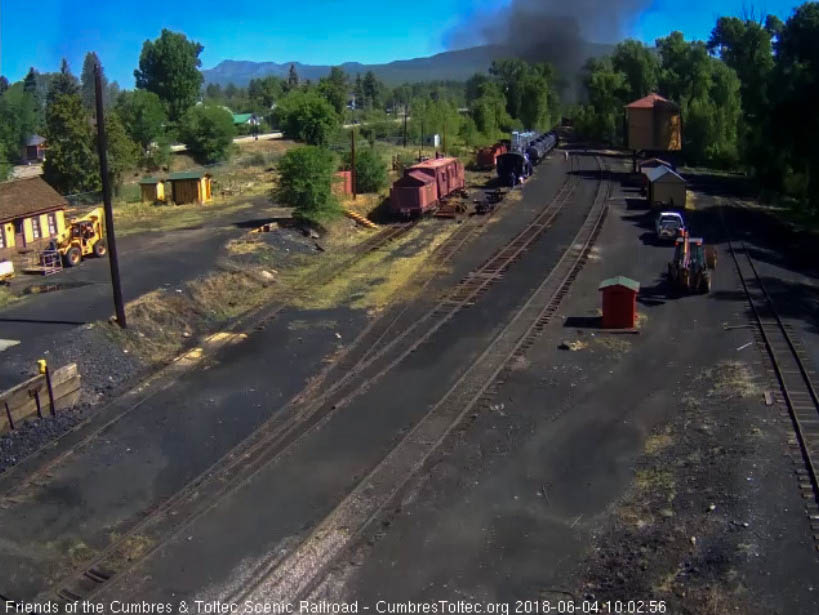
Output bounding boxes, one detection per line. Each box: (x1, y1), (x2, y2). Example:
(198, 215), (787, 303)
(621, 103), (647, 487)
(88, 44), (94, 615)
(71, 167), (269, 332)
(403, 105), (408, 149)
(351, 127), (357, 201)
(419, 119), (424, 160)
(94, 63), (127, 328)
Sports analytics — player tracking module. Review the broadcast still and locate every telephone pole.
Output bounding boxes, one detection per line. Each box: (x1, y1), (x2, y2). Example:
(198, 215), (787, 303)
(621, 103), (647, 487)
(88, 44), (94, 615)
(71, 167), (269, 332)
(351, 127), (357, 201)
(94, 63), (127, 328)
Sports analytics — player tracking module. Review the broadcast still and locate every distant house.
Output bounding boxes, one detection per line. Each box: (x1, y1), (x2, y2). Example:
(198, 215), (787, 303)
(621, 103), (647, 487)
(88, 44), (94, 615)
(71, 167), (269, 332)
(0, 177), (67, 260)
(624, 93), (682, 152)
(23, 135), (47, 164)
(232, 113), (259, 127)
(168, 171), (213, 205)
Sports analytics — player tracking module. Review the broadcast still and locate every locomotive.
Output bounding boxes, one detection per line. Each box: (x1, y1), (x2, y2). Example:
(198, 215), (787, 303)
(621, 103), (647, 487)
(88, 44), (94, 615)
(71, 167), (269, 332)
(496, 130), (558, 187)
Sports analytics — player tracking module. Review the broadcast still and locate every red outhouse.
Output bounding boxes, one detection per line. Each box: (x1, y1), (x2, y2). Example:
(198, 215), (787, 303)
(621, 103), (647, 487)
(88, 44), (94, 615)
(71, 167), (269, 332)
(333, 171), (353, 197)
(599, 276), (640, 329)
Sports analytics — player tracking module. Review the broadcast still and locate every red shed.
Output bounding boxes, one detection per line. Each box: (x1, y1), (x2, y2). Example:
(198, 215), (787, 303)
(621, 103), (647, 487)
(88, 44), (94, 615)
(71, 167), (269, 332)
(599, 276), (640, 329)
(333, 171), (353, 197)
(390, 171), (438, 217)
(409, 157), (465, 200)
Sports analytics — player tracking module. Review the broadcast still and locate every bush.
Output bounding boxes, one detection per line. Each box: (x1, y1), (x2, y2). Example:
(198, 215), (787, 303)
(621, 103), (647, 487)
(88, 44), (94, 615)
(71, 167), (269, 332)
(276, 146), (341, 223)
(273, 90), (339, 146)
(178, 104), (236, 163)
(344, 147), (388, 193)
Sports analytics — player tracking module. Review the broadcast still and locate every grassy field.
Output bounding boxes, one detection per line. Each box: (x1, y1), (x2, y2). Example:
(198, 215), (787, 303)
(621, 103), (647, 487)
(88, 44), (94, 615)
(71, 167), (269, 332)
(112, 139), (301, 236)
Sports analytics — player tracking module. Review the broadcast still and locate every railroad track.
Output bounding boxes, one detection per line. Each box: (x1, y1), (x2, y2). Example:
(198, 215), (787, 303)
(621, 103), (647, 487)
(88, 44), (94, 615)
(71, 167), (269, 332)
(14, 160), (579, 604)
(0, 220), (416, 497)
(233, 157), (610, 603)
(34, 164), (580, 605)
(727, 237), (819, 545)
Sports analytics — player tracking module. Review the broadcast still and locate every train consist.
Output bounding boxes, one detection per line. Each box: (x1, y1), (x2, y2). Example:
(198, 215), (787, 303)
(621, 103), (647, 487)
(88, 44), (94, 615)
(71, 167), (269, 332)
(390, 157), (466, 218)
(497, 131), (558, 187)
(476, 142), (508, 169)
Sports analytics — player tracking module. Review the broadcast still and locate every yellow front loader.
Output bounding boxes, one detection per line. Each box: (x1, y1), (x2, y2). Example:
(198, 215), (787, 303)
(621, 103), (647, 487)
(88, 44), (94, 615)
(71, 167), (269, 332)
(47, 207), (108, 267)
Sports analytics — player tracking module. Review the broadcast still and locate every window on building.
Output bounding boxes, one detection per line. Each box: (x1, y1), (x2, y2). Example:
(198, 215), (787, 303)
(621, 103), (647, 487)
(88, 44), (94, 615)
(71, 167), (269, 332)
(31, 216), (41, 239)
(47, 213), (57, 236)
(0, 228), (5, 249)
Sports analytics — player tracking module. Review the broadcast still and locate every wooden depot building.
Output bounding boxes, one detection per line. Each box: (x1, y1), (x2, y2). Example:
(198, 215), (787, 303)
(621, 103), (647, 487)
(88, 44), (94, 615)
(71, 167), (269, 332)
(0, 177), (67, 261)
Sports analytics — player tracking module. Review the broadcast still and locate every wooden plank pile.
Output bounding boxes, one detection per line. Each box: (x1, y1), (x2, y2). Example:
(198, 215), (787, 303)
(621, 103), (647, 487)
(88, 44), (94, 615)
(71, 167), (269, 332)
(1, 363), (81, 434)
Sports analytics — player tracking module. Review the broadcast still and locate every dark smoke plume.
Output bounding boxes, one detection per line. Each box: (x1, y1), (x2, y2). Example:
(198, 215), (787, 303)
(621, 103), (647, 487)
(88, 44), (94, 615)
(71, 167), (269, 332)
(445, 0), (654, 98)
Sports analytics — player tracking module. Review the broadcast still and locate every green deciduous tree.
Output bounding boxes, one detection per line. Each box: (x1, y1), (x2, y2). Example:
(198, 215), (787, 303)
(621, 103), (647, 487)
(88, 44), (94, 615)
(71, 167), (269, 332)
(177, 104), (235, 163)
(344, 146), (388, 193)
(770, 1), (819, 210)
(612, 39), (660, 102)
(43, 92), (100, 194)
(273, 89), (339, 146)
(134, 29), (204, 122)
(248, 76), (283, 113)
(116, 89), (168, 150)
(276, 146), (340, 222)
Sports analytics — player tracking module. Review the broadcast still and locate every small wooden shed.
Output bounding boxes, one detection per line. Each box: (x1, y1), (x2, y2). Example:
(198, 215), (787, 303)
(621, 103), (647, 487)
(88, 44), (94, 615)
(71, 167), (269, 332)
(646, 165), (686, 209)
(625, 93), (682, 152)
(168, 171), (213, 205)
(599, 276), (640, 329)
(333, 171), (353, 197)
(139, 177), (167, 203)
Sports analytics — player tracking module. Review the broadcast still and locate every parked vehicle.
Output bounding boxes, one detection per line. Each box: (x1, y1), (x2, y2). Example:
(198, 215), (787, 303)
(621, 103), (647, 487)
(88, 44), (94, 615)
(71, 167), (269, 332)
(0, 260), (14, 284)
(45, 207), (107, 267)
(667, 231), (715, 294)
(655, 211), (685, 241)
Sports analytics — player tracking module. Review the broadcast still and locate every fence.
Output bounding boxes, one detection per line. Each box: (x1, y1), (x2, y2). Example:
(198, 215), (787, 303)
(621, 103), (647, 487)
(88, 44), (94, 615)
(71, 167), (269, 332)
(1, 363), (81, 434)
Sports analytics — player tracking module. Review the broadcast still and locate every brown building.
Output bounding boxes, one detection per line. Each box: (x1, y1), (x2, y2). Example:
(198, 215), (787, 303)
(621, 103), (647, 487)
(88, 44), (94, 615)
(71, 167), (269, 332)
(168, 171), (213, 205)
(0, 177), (67, 261)
(23, 135), (47, 163)
(625, 93), (682, 152)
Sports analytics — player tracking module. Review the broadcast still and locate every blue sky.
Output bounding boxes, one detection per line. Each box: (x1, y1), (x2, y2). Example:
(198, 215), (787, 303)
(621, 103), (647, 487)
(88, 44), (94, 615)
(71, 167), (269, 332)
(0, 0), (806, 87)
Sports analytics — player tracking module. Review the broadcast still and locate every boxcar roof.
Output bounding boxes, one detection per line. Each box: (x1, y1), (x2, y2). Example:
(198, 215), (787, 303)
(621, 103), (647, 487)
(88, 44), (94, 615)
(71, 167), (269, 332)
(411, 157), (459, 170)
(395, 170), (435, 186)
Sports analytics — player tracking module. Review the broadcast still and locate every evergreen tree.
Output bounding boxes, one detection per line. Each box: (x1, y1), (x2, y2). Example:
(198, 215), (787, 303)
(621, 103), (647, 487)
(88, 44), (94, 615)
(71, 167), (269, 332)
(81, 52), (106, 110)
(287, 64), (299, 91)
(99, 112), (139, 194)
(43, 92), (100, 194)
(0, 77), (8, 95)
(47, 59), (80, 107)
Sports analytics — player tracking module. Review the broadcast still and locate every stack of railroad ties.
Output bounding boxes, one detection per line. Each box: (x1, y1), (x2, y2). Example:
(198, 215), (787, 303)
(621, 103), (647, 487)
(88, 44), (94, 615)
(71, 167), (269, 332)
(389, 130), (559, 219)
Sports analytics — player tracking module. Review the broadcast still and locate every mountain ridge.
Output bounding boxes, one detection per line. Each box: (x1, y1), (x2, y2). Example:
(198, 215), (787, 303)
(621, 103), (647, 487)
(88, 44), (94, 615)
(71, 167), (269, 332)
(201, 43), (614, 87)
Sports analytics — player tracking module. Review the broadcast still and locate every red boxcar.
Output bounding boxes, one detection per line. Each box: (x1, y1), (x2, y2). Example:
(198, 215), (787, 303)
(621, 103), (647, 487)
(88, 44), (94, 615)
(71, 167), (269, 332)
(476, 143), (507, 169)
(390, 157), (465, 217)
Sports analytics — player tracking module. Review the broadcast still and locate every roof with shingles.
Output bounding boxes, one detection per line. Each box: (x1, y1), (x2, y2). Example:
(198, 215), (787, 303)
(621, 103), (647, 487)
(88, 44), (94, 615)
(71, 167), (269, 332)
(599, 276), (640, 292)
(139, 176), (164, 184)
(25, 135), (46, 146)
(0, 177), (66, 223)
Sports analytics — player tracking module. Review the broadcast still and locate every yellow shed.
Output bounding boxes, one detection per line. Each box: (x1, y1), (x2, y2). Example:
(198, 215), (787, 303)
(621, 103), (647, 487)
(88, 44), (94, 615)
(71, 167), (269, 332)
(168, 171), (213, 205)
(139, 176), (167, 203)
(0, 177), (67, 261)
(625, 93), (682, 152)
